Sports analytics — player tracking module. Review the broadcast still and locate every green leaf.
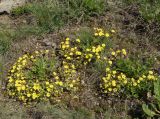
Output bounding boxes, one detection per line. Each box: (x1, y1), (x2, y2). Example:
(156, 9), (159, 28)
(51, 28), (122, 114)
(154, 79), (160, 99)
(142, 104), (156, 117)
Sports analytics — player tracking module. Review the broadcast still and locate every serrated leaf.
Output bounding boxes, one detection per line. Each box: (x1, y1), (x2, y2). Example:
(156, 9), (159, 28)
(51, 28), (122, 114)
(142, 104), (156, 117)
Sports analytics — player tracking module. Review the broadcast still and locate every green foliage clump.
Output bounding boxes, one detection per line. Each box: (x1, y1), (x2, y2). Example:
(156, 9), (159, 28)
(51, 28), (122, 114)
(123, 0), (160, 22)
(11, 5), (30, 16)
(36, 103), (96, 119)
(11, 0), (107, 32)
(6, 50), (81, 104)
(99, 48), (158, 98)
(142, 77), (160, 118)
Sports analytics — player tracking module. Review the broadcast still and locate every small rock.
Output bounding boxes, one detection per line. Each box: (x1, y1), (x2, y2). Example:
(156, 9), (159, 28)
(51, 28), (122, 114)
(0, 0), (26, 14)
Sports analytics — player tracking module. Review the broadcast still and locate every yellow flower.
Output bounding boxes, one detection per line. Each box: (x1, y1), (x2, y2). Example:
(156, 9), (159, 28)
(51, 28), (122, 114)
(133, 82), (137, 86)
(32, 93), (38, 99)
(10, 69), (15, 73)
(142, 75), (146, 78)
(102, 77), (106, 81)
(64, 65), (69, 69)
(108, 60), (112, 65)
(111, 30), (116, 33)
(71, 48), (74, 51)
(47, 88), (51, 92)
(118, 76), (122, 80)
(137, 80), (140, 83)
(105, 33), (110, 37)
(106, 68), (110, 72)
(55, 76), (59, 80)
(45, 50), (49, 54)
(121, 74), (126, 79)
(122, 49), (127, 55)
(97, 55), (100, 59)
(27, 93), (31, 97)
(69, 52), (73, 56)
(46, 81), (50, 85)
(56, 81), (63, 86)
(139, 77), (143, 81)
(35, 51), (39, 54)
(69, 84), (74, 88)
(71, 64), (75, 69)
(112, 80), (116, 86)
(53, 72), (57, 76)
(111, 51), (116, 56)
(94, 33), (98, 36)
(65, 41), (70, 45)
(9, 78), (13, 83)
(46, 93), (51, 97)
(76, 51), (82, 55)
(149, 71), (153, 75)
(123, 80), (127, 84)
(107, 74), (111, 79)
(102, 44), (106, 47)
(112, 71), (116, 75)
(17, 87), (21, 91)
(66, 38), (70, 41)
(66, 45), (69, 48)
(21, 85), (26, 90)
(66, 56), (71, 60)
(49, 84), (54, 88)
(99, 32), (104, 36)
(116, 50), (121, 53)
(147, 75), (152, 80)
(33, 84), (41, 90)
(108, 88), (112, 92)
(21, 96), (25, 101)
(86, 49), (91, 51)
(61, 45), (66, 49)
(89, 54), (93, 57)
(76, 39), (81, 43)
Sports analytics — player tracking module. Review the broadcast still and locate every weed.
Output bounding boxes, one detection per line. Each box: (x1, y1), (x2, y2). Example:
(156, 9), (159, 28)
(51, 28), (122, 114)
(0, 24), (12, 55)
(123, 0), (160, 22)
(36, 102), (96, 119)
(142, 76), (160, 118)
(11, 5), (30, 16)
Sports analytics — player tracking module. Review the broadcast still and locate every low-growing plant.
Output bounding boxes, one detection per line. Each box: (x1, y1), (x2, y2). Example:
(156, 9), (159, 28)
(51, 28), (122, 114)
(0, 25), (12, 55)
(123, 0), (160, 22)
(99, 49), (158, 97)
(142, 77), (160, 118)
(35, 102), (96, 119)
(6, 50), (82, 104)
(65, 0), (106, 18)
(11, 5), (30, 16)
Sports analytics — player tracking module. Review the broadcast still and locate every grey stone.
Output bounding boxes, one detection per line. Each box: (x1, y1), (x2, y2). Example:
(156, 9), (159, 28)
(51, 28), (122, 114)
(0, 0), (26, 14)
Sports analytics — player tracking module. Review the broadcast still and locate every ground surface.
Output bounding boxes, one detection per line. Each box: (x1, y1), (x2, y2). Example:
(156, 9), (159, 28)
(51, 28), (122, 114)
(0, 0), (160, 119)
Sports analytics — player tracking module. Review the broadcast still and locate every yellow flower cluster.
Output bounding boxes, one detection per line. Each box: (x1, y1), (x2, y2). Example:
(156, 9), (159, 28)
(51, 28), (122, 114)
(59, 37), (106, 66)
(94, 28), (115, 37)
(7, 49), (81, 103)
(6, 27), (158, 103)
(101, 68), (128, 93)
(7, 50), (53, 102)
(52, 61), (80, 92)
(100, 49), (158, 95)
(131, 71), (157, 87)
(60, 37), (83, 61)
